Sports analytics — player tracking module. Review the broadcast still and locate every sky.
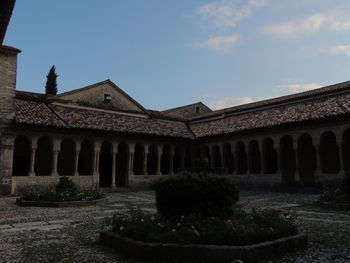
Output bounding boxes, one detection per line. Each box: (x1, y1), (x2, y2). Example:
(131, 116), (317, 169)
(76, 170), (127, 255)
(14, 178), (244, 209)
(4, 0), (350, 111)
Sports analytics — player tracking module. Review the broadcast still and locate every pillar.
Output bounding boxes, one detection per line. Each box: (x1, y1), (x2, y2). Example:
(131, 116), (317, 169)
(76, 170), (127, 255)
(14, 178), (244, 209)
(128, 143), (135, 177)
(231, 142), (237, 175)
(29, 137), (38, 177)
(180, 147), (185, 170)
(314, 144), (322, 177)
(93, 141), (101, 186)
(260, 139), (267, 174)
(209, 145), (214, 168)
(156, 145), (162, 175)
(275, 147), (282, 175)
(219, 144), (224, 168)
(143, 144), (149, 175)
(169, 146), (174, 175)
(111, 142), (118, 188)
(51, 138), (61, 177)
(73, 140), (81, 176)
(336, 136), (345, 176)
(293, 140), (300, 182)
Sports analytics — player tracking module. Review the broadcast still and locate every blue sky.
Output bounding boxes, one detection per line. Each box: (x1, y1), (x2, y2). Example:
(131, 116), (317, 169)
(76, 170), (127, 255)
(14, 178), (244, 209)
(5, 0), (350, 110)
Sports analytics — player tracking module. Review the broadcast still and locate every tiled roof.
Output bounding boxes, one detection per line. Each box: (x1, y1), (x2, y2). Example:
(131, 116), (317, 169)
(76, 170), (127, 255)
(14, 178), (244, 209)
(189, 92), (350, 138)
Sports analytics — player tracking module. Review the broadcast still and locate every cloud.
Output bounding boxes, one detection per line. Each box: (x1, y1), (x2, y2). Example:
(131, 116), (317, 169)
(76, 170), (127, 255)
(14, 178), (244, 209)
(198, 0), (267, 30)
(209, 96), (254, 110)
(275, 83), (321, 93)
(261, 11), (350, 38)
(329, 45), (350, 56)
(195, 34), (240, 52)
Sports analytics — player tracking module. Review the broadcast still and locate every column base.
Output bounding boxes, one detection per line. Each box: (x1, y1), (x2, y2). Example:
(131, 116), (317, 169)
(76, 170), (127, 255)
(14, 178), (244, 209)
(28, 172), (36, 177)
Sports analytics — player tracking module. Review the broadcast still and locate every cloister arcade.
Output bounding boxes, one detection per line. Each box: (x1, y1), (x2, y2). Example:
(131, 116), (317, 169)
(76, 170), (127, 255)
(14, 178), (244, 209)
(11, 127), (350, 189)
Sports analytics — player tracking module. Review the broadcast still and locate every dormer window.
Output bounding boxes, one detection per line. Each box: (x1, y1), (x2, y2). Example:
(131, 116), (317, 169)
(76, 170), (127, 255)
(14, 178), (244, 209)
(104, 94), (112, 102)
(195, 106), (200, 113)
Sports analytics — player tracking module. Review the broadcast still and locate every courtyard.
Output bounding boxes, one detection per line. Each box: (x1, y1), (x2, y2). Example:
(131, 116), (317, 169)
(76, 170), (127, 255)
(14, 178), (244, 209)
(0, 190), (349, 263)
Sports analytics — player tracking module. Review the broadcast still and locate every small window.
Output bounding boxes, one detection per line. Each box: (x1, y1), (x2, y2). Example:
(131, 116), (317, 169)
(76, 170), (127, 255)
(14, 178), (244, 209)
(195, 106), (200, 113)
(104, 94), (112, 102)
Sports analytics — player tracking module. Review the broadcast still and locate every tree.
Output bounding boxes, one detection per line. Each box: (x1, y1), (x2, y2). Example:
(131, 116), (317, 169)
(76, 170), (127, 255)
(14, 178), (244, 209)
(45, 65), (58, 95)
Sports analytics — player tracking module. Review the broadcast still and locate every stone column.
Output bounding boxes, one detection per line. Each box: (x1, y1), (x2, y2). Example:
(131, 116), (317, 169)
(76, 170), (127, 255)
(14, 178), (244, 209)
(93, 141), (101, 186)
(73, 140), (81, 176)
(128, 143), (135, 177)
(169, 146), (174, 175)
(314, 144), (322, 177)
(111, 142), (118, 189)
(51, 138), (61, 177)
(219, 144), (224, 168)
(29, 137), (38, 177)
(275, 147), (282, 175)
(293, 141), (300, 182)
(336, 138), (345, 176)
(143, 144), (149, 175)
(260, 139), (267, 174)
(156, 145), (163, 175)
(209, 145), (214, 168)
(180, 147), (185, 170)
(231, 142), (237, 175)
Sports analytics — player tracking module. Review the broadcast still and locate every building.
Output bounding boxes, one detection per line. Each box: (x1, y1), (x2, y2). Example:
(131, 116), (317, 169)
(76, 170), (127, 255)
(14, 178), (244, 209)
(1, 0), (350, 194)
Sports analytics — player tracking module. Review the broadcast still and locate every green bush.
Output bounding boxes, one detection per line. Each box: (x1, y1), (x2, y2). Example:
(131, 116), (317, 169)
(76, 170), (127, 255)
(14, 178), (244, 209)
(152, 172), (239, 219)
(56, 176), (77, 196)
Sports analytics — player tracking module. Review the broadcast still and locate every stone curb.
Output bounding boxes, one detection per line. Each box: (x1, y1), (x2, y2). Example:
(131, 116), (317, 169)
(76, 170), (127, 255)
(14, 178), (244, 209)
(16, 197), (106, 208)
(314, 201), (350, 211)
(99, 231), (308, 263)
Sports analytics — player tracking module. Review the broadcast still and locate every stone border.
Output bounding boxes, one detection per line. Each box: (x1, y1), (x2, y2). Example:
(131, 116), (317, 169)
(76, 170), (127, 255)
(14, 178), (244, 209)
(100, 231), (308, 263)
(16, 197), (106, 208)
(314, 201), (350, 211)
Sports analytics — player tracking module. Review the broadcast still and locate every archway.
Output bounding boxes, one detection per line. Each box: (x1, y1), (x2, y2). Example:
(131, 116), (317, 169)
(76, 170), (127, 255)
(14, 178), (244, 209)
(58, 139), (75, 176)
(212, 145), (222, 168)
(223, 143), (234, 173)
(320, 131), (340, 173)
(34, 136), (52, 176)
(343, 129), (350, 172)
(147, 144), (157, 174)
(280, 135), (296, 185)
(116, 143), (128, 186)
(161, 145), (171, 175)
(236, 142), (247, 174)
(133, 144), (144, 175)
(13, 136), (30, 176)
(248, 140), (261, 174)
(173, 147), (181, 173)
(78, 140), (94, 175)
(298, 134), (316, 185)
(184, 147), (192, 170)
(262, 138), (277, 174)
(99, 142), (112, 187)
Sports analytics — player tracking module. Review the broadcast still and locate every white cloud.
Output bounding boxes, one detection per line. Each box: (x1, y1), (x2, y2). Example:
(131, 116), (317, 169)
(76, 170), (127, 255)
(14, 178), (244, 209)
(329, 45), (350, 56)
(198, 0), (267, 30)
(196, 34), (240, 52)
(261, 11), (350, 38)
(275, 83), (321, 93)
(209, 96), (254, 110)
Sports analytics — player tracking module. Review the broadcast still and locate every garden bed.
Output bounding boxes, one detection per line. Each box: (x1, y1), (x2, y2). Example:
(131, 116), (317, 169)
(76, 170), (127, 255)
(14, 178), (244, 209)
(99, 231), (307, 263)
(16, 197), (106, 208)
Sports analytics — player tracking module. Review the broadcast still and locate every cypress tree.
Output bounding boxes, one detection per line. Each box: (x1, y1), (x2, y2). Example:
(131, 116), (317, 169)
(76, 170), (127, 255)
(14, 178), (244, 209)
(45, 65), (58, 95)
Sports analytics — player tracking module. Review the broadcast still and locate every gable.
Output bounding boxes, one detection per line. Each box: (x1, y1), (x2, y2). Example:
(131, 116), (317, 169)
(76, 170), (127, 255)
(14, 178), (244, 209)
(162, 102), (212, 119)
(56, 80), (146, 113)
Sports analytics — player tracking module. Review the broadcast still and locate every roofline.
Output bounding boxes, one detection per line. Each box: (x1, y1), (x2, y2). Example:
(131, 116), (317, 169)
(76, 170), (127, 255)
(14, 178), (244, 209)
(162, 101), (212, 113)
(190, 80), (350, 121)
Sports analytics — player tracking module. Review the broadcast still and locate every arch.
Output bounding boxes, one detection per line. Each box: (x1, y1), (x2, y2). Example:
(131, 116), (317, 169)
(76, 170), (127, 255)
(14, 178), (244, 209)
(248, 140), (261, 174)
(133, 144), (144, 175)
(343, 129), (350, 172)
(223, 143), (234, 173)
(298, 134), (316, 185)
(236, 141), (247, 174)
(147, 144), (157, 174)
(161, 145), (171, 175)
(320, 131), (340, 173)
(202, 145), (211, 168)
(99, 142), (112, 187)
(184, 147), (192, 170)
(57, 139), (75, 176)
(173, 146), (182, 173)
(280, 135), (296, 185)
(78, 140), (94, 175)
(262, 138), (277, 174)
(34, 136), (53, 176)
(116, 143), (128, 186)
(13, 135), (31, 176)
(212, 145), (222, 168)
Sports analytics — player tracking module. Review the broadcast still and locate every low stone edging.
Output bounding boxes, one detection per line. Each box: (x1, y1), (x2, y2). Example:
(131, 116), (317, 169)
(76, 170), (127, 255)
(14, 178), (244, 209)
(16, 197), (105, 208)
(314, 201), (350, 210)
(99, 231), (308, 263)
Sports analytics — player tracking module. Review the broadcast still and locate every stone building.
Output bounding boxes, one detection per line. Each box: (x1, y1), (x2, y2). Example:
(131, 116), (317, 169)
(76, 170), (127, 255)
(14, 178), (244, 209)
(1, 0), (350, 194)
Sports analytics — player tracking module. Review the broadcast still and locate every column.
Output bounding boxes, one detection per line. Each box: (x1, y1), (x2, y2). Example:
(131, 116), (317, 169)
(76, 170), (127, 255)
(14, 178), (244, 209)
(275, 147), (282, 175)
(143, 144), (149, 175)
(231, 142), (237, 175)
(314, 144), (322, 177)
(92, 141), (101, 187)
(219, 144), (224, 168)
(260, 139), (267, 174)
(180, 147), (185, 170)
(29, 137), (38, 177)
(110, 142), (118, 188)
(336, 137), (345, 176)
(209, 145), (214, 168)
(51, 138), (61, 177)
(128, 143), (135, 177)
(156, 145), (162, 175)
(73, 140), (81, 176)
(169, 146), (174, 175)
(293, 140), (300, 182)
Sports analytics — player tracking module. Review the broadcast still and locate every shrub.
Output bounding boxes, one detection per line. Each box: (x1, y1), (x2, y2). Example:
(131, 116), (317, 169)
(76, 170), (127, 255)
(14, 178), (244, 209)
(56, 176), (77, 196)
(152, 172), (239, 219)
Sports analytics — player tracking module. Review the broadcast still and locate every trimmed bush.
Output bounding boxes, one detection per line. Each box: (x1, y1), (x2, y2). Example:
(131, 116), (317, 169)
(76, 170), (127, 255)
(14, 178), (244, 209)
(56, 176), (77, 196)
(152, 172), (239, 219)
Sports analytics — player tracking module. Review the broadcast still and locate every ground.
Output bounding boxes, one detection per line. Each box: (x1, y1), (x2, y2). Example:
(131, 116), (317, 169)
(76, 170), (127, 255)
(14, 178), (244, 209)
(0, 190), (349, 263)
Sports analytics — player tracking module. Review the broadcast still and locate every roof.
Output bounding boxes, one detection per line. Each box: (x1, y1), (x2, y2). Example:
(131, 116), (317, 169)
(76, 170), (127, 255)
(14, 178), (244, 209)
(0, 0), (16, 45)
(162, 102), (212, 114)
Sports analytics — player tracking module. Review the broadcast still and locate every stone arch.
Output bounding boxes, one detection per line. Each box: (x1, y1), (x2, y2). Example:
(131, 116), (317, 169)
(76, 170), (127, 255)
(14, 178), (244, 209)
(147, 144), (157, 175)
(248, 140), (261, 174)
(236, 141), (247, 174)
(99, 141), (112, 187)
(262, 138), (277, 174)
(133, 144), (144, 175)
(34, 136), (53, 176)
(212, 145), (222, 168)
(298, 134), (316, 185)
(78, 140), (94, 175)
(343, 129), (350, 172)
(116, 143), (128, 186)
(161, 145), (171, 175)
(13, 135), (31, 176)
(57, 139), (75, 176)
(223, 143), (234, 173)
(320, 131), (340, 173)
(280, 135), (296, 185)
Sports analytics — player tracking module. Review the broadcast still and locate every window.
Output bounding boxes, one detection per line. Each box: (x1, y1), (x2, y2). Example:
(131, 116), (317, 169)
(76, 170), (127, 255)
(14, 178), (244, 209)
(104, 94), (112, 102)
(195, 106), (200, 113)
